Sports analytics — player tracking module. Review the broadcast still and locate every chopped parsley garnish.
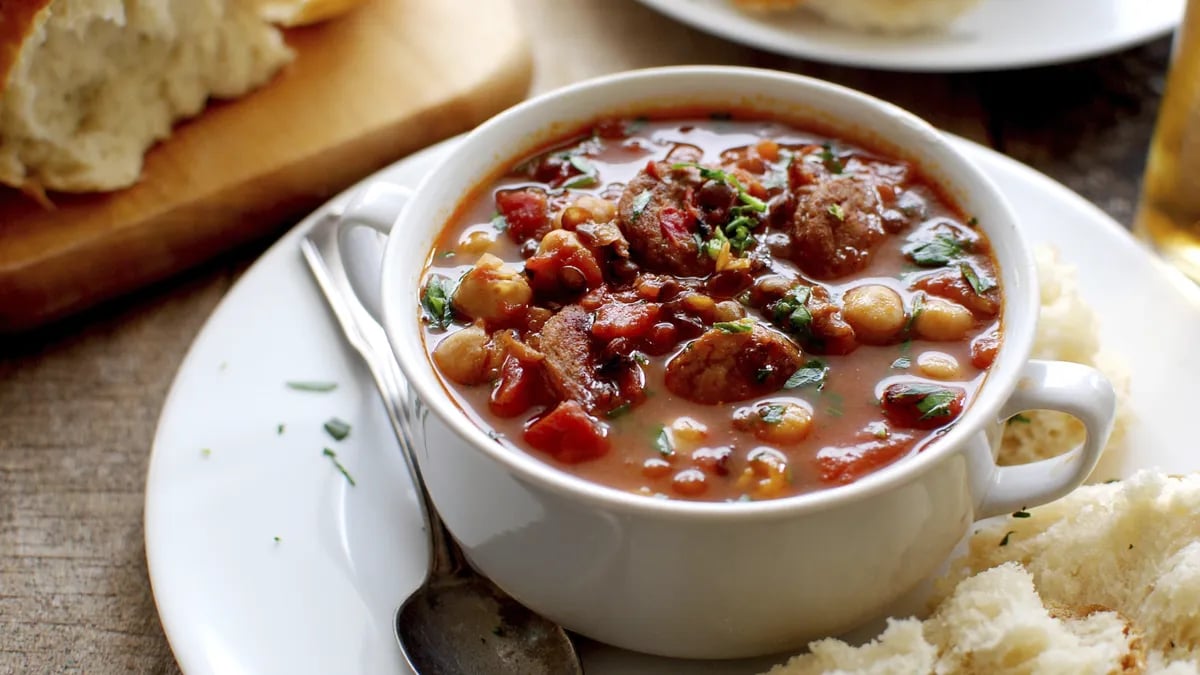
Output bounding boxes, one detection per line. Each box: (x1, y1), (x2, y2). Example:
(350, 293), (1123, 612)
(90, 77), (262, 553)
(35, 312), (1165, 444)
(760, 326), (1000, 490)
(891, 357), (912, 370)
(904, 293), (926, 336)
(820, 143), (844, 174)
(322, 448), (357, 486)
(828, 203), (846, 221)
(323, 417), (351, 441)
(564, 155), (599, 188)
(490, 213), (508, 232)
(605, 402), (632, 419)
(904, 234), (963, 267)
(277, 424), (285, 435)
(1008, 414), (1032, 425)
(867, 421), (890, 439)
(714, 319), (754, 333)
(967, 216), (980, 226)
(1012, 510), (1032, 519)
(420, 275), (455, 330)
(632, 352), (650, 366)
(760, 404), (787, 425)
(999, 530), (1015, 547)
(771, 286), (813, 337)
(1104, 478), (1121, 484)
(273, 536), (281, 544)
(631, 190), (652, 221)
(652, 426), (674, 456)
(916, 389), (958, 420)
(784, 358), (828, 390)
(960, 262), (996, 295)
(671, 162), (766, 253)
(200, 448), (212, 458)
(286, 381), (337, 392)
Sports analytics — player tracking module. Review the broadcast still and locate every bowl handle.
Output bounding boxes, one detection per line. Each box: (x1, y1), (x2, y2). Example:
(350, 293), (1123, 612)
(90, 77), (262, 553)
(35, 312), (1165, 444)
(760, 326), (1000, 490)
(974, 359), (1116, 519)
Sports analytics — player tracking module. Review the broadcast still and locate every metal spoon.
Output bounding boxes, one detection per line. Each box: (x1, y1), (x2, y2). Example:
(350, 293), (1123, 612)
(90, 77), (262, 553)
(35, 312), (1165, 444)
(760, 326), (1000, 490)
(300, 207), (584, 674)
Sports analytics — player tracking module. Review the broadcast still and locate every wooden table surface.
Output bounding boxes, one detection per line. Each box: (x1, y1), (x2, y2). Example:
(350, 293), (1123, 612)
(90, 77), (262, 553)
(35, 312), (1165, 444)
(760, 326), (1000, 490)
(0, 1), (1171, 672)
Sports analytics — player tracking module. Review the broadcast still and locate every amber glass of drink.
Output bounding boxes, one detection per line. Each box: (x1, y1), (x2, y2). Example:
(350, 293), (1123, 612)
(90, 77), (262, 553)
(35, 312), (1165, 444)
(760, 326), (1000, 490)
(1137, 2), (1200, 280)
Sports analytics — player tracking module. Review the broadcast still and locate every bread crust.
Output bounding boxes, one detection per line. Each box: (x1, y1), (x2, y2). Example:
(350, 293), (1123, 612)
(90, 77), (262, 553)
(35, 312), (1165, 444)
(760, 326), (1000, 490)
(0, 0), (51, 90)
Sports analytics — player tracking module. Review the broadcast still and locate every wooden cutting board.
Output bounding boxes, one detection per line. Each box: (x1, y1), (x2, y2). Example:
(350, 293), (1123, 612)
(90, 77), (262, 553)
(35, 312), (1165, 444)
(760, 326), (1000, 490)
(0, 0), (531, 333)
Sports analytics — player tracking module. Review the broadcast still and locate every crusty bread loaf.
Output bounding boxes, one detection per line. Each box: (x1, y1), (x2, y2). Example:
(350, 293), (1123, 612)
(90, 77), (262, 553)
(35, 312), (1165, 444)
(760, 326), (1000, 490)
(998, 245), (1131, 466)
(765, 471), (1200, 674)
(0, 0), (292, 193)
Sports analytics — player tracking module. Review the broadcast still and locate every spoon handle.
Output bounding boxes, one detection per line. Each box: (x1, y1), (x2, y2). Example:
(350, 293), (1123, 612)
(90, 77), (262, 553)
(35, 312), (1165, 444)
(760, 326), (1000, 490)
(300, 213), (466, 580)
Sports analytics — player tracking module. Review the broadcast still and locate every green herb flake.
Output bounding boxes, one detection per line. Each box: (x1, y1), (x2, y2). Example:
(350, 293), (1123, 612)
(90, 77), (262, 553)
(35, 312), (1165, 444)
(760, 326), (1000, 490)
(760, 404), (787, 425)
(323, 417), (351, 442)
(967, 216), (980, 227)
(999, 530), (1015, 547)
(631, 190), (653, 221)
(784, 358), (829, 390)
(828, 203), (846, 221)
(286, 381), (337, 392)
(633, 352), (650, 366)
(652, 426), (674, 456)
(273, 536), (281, 544)
(420, 275), (455, 330)
(200, 448), (212, 458)
(605, 403), (633, 419)
(437, 250), (456, 259)
(820, 143), (844, 174)
(867, 421), (890, 439)
(891, 357), (912, 370)
(905, 294), (926, 336)
(490, 213), (509, 232)
(904, 234), (963, 267)
(1008, 414), (1032, 425)
(714, 319), (755, 334)
(1012, 510), (1032, 519)
(277, 424), (285, 435)
(1104, 478), (1121, 484)
(916, 389), (958, 420)
(322, 448), (357, 486)
(960, 262), (996, 295)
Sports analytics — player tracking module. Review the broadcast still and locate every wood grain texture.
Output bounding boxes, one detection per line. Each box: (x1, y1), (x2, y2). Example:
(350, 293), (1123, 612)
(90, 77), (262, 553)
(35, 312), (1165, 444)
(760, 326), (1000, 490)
(0, 0), (532, 333)
(0, 1), (1171, 672)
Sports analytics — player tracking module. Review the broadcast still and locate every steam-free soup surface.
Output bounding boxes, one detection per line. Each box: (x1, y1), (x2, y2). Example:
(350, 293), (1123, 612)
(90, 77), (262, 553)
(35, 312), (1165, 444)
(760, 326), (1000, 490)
(420, 114), (1003, 501)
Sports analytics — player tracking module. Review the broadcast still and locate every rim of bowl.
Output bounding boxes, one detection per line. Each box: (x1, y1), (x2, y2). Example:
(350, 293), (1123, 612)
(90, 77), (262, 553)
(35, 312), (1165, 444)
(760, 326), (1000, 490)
(381, 65), (1038, 522)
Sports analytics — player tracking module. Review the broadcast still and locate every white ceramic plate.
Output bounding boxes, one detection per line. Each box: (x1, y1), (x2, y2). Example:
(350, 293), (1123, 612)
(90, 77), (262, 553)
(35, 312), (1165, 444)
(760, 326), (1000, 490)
(145, 136), (1200, 674)
(635, 0), (1182, 72)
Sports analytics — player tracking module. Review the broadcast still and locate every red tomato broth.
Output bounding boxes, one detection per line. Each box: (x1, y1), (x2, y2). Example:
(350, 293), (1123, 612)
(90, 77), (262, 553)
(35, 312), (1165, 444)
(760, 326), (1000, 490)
(420, 113), (1003, 502)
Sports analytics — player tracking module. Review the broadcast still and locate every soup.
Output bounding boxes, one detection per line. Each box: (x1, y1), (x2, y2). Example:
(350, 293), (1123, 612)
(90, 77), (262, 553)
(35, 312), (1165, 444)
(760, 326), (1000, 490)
(418, 112), (1003, 502)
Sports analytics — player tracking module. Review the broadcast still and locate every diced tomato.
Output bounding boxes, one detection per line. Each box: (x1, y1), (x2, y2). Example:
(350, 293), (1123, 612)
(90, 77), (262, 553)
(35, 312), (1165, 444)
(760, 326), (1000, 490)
(971, 330), (1001, 369)
(755, 140), (780, 163)
(880, 382), (966, 430)
(591, 302), (662, 341)
(645, 160), (664, 181)
(658, 206), (693, 247)
(912, 269), (998, 318)
(524, 401), (610, 463)
(815, 436), (916, 485)
(495, 189), (551, 244)
(524, 240), (604, 297)
(489, 355), (545, 418)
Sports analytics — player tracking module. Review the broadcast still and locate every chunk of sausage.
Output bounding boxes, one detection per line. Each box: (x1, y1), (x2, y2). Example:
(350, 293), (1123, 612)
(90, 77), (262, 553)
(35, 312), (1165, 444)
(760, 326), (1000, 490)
(617, 162), (714, 277)
(789, 176), (886, 279)
(452, 253), (532, 324)
(664, 323), (804, 405)
(539, 305), (621, 413)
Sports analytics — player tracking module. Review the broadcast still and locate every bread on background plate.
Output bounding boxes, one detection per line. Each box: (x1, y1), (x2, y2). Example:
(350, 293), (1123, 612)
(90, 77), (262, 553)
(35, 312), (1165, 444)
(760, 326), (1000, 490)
(731, 0), (983, 33)
(0, 0), (364, 195)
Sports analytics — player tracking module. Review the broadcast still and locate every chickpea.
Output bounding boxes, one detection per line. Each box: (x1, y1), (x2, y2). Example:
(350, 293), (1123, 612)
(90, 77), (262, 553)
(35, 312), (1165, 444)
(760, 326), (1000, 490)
(914, 297), (975, 341)
(671, 417), (709, 448)
(432, 325), (490, 385)
(559, 195), (617, 228)
(452, 253), (532, 322)
(842, 284), (905, 343)
(537, 228), (579, 254)
(736, 447), (790, 499)
(458, 229), (495, 257)
(917, 351), (961, 380)
(712, 300), (745, 323)
(735, 401), (813, 445)
(642, 457), (673, 479)
(672, 469), (709, 497)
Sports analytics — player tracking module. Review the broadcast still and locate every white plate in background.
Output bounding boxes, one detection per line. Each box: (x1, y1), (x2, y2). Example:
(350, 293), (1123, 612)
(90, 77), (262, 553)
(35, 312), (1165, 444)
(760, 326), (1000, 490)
(636, 0), (1182, 72)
